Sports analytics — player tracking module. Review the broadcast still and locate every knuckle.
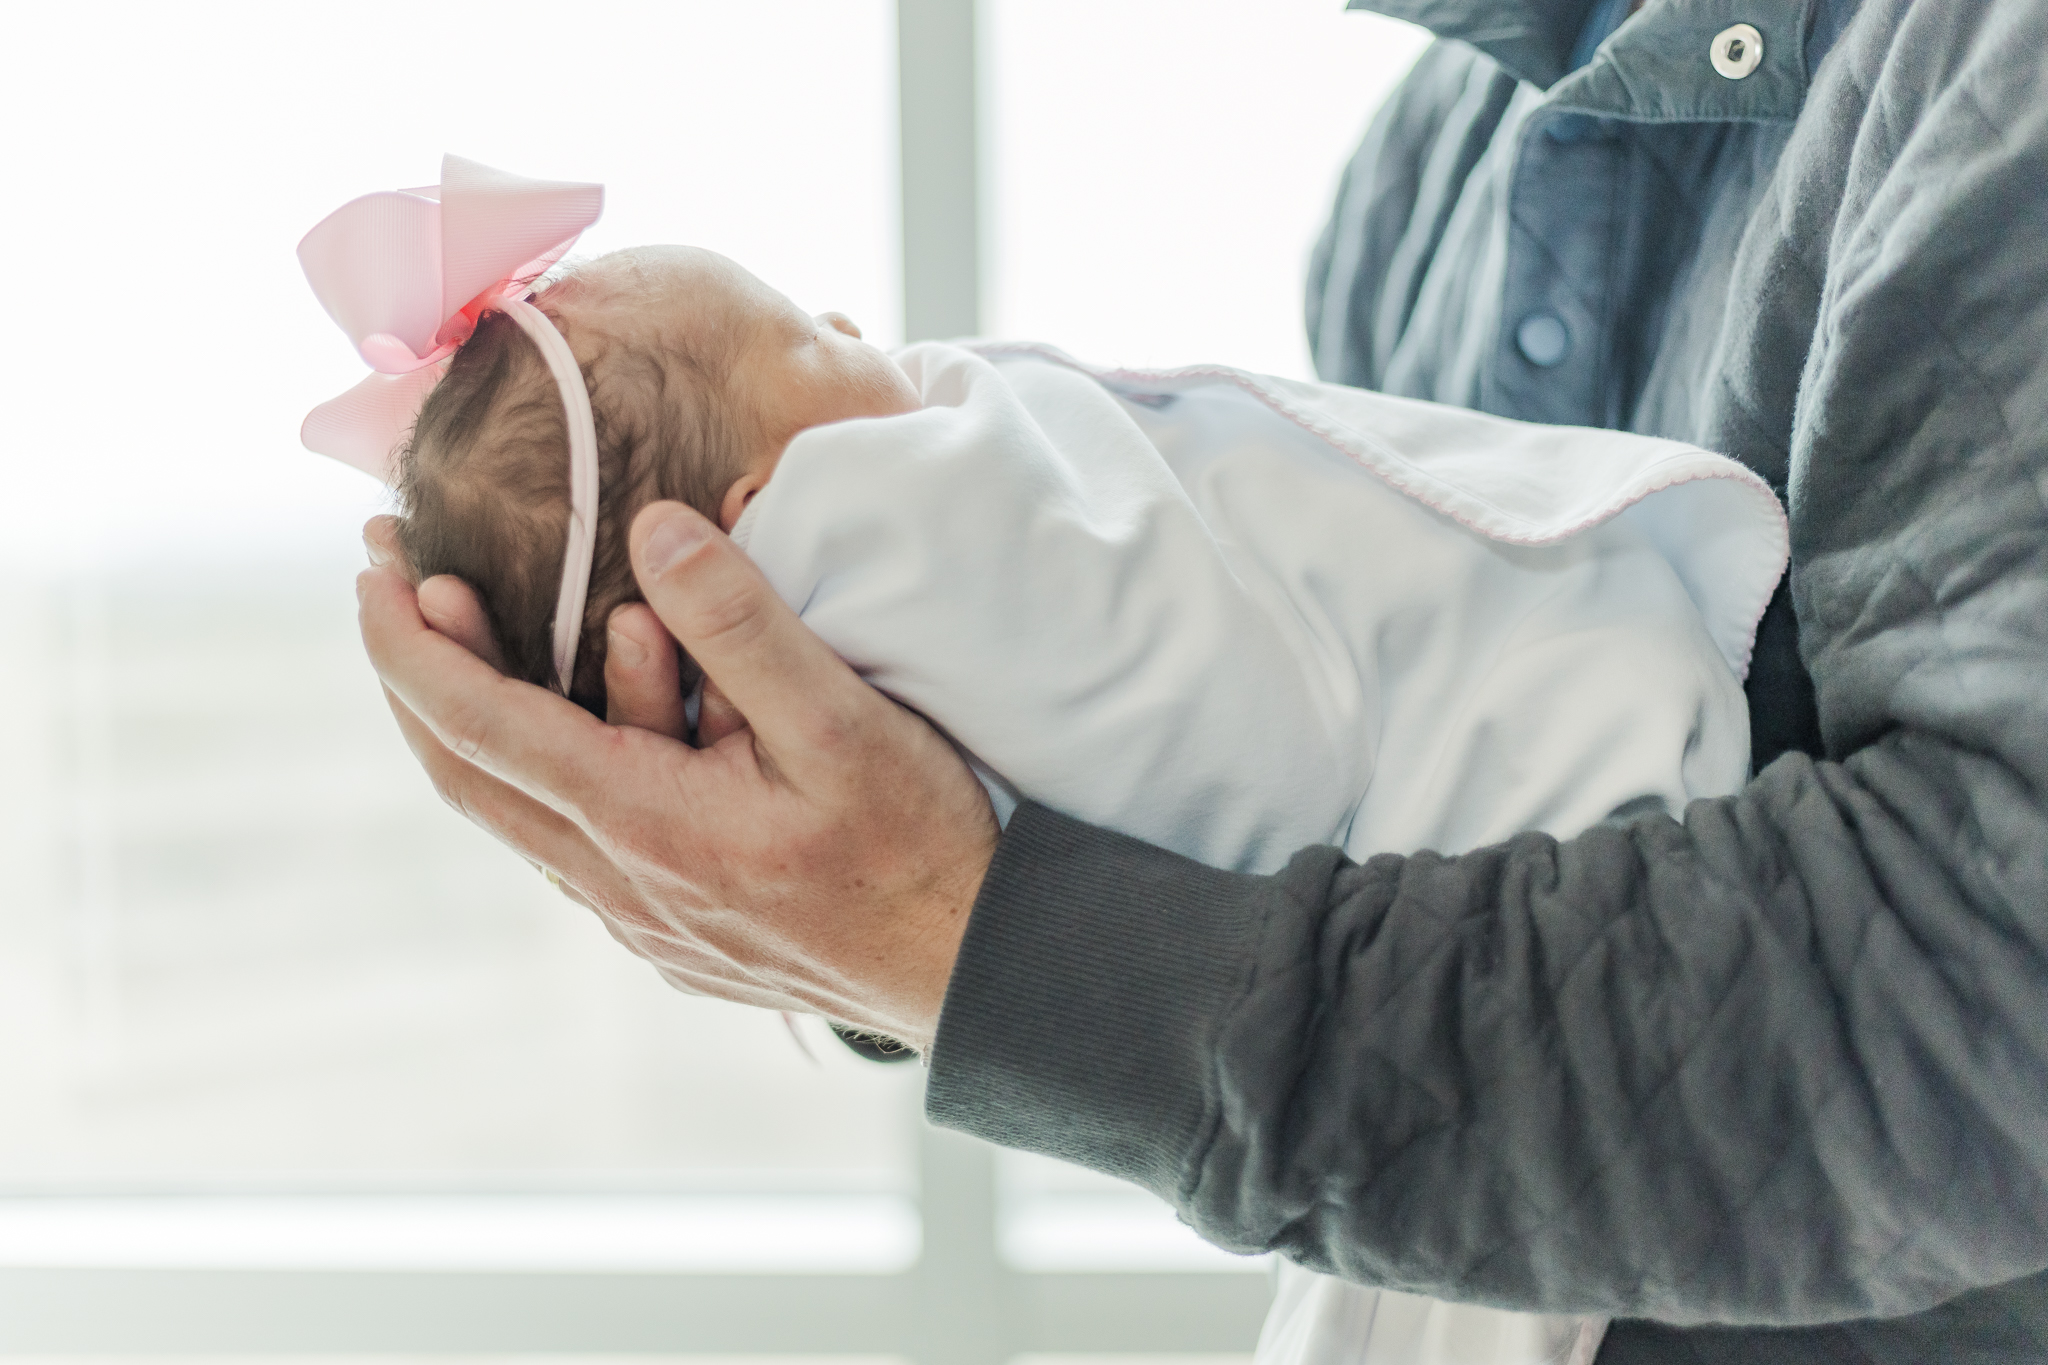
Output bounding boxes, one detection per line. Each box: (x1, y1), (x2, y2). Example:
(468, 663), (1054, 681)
(808, 694), (873, 758)
(435, 770), (503, 841)
(438, 695), (491, 764)
(684, 574), (773, 655)
(432, 774), (474, 822)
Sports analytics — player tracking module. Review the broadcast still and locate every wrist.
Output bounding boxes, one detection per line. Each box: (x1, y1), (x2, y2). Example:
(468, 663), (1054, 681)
(876, 843), (988, 1053)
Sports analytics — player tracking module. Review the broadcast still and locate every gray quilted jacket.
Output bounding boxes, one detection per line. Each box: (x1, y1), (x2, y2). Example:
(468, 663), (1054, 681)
(926, 0), (2048, 1359)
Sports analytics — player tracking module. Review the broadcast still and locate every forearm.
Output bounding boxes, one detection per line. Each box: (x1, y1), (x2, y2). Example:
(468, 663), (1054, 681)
(928, 739), (2048, 1325)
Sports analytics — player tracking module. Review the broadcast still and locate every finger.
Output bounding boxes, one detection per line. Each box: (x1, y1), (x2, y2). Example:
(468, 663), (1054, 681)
(379, 680), (614, 890)
(363, 516), (420, 586)
(629, 502), (881, 777)
(419, 574), (510, 673)
(604, 602), (689, 738)
(360, 560), (682, 826)
(696, 677), (749, 747)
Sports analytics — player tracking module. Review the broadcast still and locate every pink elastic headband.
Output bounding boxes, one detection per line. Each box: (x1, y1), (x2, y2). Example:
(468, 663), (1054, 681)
(298, 154), (606, 696)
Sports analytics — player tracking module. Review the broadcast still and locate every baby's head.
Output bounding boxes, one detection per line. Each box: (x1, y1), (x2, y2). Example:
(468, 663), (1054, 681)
(395, 245), (918, 713)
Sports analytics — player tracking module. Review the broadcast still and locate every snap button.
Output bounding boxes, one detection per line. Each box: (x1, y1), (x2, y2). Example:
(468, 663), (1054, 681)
(1711, 23), (1763, 79)
(1516, 312), (1570, 367)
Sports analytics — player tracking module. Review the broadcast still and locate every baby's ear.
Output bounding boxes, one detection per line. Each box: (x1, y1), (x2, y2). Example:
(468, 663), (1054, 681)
(718, 471), (770, 533)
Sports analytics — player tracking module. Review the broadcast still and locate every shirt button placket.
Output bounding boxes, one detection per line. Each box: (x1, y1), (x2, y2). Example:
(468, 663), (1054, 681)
(1487, 114), (1618, 424)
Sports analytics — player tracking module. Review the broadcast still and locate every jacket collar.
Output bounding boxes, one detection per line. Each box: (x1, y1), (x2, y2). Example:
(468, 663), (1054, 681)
(1347, 0), (1810, 121)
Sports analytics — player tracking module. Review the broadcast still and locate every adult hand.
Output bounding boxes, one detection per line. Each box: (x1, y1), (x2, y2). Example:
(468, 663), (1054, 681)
(358, 502), (999, 1052)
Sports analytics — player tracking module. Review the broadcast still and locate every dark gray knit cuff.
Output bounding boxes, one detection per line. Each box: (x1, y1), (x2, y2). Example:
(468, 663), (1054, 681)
(924, 801), (1267, 1202)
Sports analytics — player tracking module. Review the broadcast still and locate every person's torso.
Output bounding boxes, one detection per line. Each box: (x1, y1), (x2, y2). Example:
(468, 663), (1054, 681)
(1312, 0), (2048, 1356)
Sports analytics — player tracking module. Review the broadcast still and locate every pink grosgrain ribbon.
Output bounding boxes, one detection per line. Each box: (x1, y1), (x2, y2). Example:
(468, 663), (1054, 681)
(298, 155), (605, 696)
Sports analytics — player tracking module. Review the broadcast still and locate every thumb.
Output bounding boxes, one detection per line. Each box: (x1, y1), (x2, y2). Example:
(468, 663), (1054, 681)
(629, 501), (877, 772)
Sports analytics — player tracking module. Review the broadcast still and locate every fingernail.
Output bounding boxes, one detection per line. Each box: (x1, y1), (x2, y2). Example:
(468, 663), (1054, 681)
(640, 512), (710, 577)
(608, 620), (649, 669)
(364, 535), (392, 568)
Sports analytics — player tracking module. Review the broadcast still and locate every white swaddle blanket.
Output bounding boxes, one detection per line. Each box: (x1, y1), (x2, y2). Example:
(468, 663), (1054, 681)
(732, 341), (1789, 1365)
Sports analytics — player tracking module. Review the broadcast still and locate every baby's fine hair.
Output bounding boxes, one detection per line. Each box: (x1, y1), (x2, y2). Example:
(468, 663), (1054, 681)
(396, 270), (750, 715)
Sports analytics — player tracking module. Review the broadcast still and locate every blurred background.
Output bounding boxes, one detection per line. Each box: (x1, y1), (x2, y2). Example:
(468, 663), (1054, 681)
(0, 0), (1427, 1359)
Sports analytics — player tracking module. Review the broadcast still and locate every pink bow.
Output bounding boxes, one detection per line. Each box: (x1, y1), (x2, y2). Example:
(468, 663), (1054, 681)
(299, 154), (604, 480)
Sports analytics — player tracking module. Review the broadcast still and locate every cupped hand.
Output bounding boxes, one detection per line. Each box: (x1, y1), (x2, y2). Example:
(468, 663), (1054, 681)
(359, 504), (999, 1052)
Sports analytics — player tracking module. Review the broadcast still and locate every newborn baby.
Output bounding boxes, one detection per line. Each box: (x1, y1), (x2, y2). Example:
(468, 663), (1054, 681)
(396, 244), (1785, 871)
(309, 170), (1785, 1365)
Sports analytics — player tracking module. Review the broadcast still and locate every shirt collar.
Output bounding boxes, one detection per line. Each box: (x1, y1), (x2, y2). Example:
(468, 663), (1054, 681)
(1346, 0), (1809, 121)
